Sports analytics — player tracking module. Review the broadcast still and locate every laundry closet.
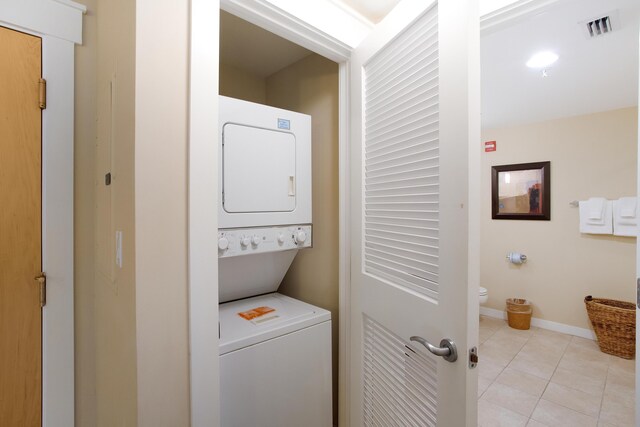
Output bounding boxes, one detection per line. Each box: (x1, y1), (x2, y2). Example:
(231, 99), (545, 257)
(218, 10), (340, 426)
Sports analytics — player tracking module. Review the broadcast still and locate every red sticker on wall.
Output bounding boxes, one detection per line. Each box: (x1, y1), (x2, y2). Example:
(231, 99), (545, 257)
(484, 141), (496, 152)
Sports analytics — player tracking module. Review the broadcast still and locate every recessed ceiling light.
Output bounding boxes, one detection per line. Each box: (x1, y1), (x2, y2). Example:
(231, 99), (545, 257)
(526, 51), (559, 68)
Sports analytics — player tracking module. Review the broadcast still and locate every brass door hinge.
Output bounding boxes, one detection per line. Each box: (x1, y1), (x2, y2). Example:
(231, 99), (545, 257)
(35, 272), (46, 307)
(39, 78), (46, 109)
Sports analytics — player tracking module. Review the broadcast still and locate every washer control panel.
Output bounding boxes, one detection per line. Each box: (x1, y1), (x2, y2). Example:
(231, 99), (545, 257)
(218, 225), (312, 258)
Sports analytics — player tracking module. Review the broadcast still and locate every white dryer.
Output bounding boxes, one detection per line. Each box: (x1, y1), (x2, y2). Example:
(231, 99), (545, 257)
(217, 96), (313, 303)
(218, 95), (311, 230)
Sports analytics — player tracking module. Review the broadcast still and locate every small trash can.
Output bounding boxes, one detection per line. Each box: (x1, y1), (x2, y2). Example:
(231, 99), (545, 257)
(506, 298), (532, 330)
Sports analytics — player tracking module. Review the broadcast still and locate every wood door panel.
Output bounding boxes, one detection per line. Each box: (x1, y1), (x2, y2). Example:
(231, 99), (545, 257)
(0, 26), (42, 427)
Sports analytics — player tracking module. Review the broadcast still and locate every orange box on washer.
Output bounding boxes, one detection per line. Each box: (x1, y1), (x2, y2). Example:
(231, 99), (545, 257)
(238, 306), (275, 321)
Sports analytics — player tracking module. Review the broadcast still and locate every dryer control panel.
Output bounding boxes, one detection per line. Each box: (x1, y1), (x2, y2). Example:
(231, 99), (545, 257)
(218, 225), (312, 258)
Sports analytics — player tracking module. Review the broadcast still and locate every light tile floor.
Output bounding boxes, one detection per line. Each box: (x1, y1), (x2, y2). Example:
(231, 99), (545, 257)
(478, 315), (636, 427)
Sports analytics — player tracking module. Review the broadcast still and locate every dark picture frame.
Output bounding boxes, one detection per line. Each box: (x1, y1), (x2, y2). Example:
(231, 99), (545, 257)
(491, 161), (550, 220)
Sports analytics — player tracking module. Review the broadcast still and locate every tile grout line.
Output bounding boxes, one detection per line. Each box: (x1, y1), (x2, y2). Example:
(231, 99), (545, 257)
(477, 317), (502, 401)
(520, 324), (552, 425)
(481, 320), (544, 423)
(540, 335), (598, 423)
(531, 335), (607, 425)
(480, 320), (629, 426)
(596, 360), (610, 423)
(488, 320), (603, 426)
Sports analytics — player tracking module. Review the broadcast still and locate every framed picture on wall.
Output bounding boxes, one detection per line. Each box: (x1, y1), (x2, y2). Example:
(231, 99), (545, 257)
(491, 161), (551, 220)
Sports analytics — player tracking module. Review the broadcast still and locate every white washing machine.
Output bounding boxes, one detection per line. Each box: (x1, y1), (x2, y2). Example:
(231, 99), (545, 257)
(217, 96), (332, 426)
(219, 293), (331, 427)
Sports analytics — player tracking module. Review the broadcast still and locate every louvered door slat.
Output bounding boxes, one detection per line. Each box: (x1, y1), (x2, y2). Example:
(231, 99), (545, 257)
(365, 234), (439, 255)
(364, 359), (425, 427)
(365, 247), (438, 273)
(363, 2), (440, 300)
(367, 135), (438, 161)
(366, 73), (438, 120)
(366, 220), (438, 237)
(367, 151), (439, 173)
(366, 174), (438, 190)
(366, 163), (438, 181)
(367, 97), (438, 136)
(366, 117), (438, 149)
(366, 17), (437, 76)
(365, 350), (431, 426)
(365, 12), (437, 79)
(369, 184), (439, 200)
(365, 209), (438, 221)
(365, 241), (439, 265)
(367, 76), (438, 120)
(366, 161), (438, 179)
(363, 316), (438, 426)
(366, 62), (438, 111)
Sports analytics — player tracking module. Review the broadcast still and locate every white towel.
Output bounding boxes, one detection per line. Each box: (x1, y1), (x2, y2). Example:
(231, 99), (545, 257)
(586, 197), (607, 224)
(613, 197), (637, 237)
(618, 197), (637, 219)
(579, 200), (613, 234)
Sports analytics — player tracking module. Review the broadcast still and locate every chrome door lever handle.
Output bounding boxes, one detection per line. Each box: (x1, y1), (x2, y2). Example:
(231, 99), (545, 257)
(410, 336), (458, 362)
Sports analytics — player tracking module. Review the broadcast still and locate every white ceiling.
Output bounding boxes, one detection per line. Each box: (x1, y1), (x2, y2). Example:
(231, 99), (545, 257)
(220, 10), (313, 78)
(482, 0), (640, 129)
(335, 0), (400, 24)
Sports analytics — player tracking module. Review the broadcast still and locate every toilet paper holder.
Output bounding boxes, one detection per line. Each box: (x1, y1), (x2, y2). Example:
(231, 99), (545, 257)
(506, 252), (527, 264)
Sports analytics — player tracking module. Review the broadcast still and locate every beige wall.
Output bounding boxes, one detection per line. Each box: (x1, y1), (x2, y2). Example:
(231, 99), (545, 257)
(94, 0), (138, 424)
(481, 107), (638, 330)
(74, 1), (193, 425)
(74, 1), (97, 425)
(265, 54), (340, 424)
(135, 0), (191, 425)
(219, 62), (266, 104)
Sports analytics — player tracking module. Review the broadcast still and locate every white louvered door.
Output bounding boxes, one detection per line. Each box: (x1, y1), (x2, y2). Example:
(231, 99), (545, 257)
(348, 0), (480, 425)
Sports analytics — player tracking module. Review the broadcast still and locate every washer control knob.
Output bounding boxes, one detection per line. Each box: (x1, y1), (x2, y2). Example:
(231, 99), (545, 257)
(295, 230), (307, 244)
(218, 237), (229, 251)
(277, 233), (285, 244)
(251, 235), (261, 246)
(240, 236), (250, 248)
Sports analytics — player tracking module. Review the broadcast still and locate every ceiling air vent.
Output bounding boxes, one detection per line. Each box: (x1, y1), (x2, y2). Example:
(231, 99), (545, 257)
(581, 11), (619, 39)
(586, 16), (612, 37)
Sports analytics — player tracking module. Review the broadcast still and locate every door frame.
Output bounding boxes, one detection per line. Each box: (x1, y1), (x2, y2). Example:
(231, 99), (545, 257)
(0, 1), (84, 426)
(188, 0), (354, 425)
(636, 22), (640, 427)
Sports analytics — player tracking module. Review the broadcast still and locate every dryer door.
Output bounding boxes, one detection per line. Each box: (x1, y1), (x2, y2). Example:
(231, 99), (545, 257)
(223, 123), (296, 213)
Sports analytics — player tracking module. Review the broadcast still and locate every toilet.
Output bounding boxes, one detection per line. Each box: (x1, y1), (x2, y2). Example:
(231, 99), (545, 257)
(479, 287), (488, 305)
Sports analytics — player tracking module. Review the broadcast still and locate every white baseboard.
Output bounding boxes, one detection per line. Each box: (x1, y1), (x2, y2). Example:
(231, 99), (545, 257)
(480, 307), (596, 340)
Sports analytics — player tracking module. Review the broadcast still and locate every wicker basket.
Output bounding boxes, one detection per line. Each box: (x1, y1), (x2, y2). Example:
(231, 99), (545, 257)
(506, 298), (532, 330)
(507, 298), (531, 313)
(584, 295), (636, 359)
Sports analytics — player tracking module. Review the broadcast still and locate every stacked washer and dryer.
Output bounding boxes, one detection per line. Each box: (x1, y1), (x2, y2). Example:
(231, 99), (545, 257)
(216, 96), (332, 426)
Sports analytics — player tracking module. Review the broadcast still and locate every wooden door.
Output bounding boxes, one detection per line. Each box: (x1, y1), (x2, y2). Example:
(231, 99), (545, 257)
(0, 26), (43, 427)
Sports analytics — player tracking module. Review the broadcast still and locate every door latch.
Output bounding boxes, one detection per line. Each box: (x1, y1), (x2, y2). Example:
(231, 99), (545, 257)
(469, 347), (478, 369)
